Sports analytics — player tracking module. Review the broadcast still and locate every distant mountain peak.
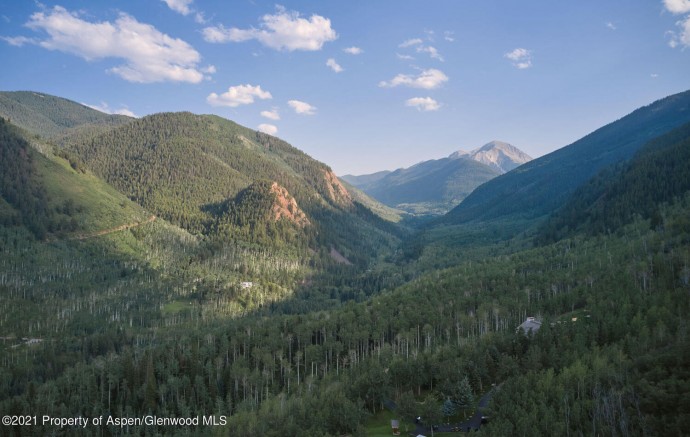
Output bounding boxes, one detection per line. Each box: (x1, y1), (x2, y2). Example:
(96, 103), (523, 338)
(448, 149), (469, 159)
(449, 141), (532, 173)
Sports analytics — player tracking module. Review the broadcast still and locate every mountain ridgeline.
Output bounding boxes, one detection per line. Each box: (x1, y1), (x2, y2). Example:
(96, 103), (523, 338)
(0, 91), (131, 142)
(449, 140), (532, 173)
(341, 141), (531, 215)
(443, 90), (690, 228)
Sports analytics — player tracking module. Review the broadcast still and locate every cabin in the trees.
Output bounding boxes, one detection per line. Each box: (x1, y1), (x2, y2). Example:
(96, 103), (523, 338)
(391, 419), (400, 435)
(517, 317), (541, 335)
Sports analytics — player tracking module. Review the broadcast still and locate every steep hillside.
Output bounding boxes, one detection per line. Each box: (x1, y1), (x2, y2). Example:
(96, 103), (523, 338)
(65, 111), (398, 263)
(538, 120), (690, 242)
(340, 180), (406, 223)
(443, 89), (690, 227)
(67, 112), (340, 222)
(0, 91), (131, 141)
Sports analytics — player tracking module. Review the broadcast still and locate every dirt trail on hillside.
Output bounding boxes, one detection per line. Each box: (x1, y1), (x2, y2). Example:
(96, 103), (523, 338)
(67, 215), (156, 241)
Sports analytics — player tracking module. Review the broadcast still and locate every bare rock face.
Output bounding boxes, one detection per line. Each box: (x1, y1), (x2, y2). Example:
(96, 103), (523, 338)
(322, 169), (353, 206)
(269, 182), (310, 227)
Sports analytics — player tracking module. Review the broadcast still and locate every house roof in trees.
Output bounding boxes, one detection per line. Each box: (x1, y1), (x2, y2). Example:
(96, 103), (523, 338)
(517, 317), (541, 335)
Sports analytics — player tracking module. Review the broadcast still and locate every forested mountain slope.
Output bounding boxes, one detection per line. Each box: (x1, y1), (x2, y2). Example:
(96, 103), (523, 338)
(538, 119), (690, 243)
(65, 111), (399, 264)
(0, 90), (400, 266)
(3, 187), (688, 435)
(0, 91), (131, 141)
(444, 90), (690, 226)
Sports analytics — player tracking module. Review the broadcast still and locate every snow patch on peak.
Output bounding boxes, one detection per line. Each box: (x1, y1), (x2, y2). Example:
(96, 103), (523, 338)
(449, 141), (532, 174)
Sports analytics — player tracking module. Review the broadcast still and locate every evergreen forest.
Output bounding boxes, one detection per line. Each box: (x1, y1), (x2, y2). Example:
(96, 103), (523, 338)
(1, 90), (689, 436)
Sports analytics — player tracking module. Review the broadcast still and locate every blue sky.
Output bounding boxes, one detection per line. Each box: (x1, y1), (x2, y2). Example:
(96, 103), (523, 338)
(2, 1), (690, 175)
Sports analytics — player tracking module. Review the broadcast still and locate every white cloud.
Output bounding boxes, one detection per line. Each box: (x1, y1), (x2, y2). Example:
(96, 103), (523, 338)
(444, 31), (455, 42)
(161, 0), (193, 16)
(651, 73), (659, 78)
(405, 97), (441, 112)
(399, 36), (443, 61)
(258, 123), (278, 135)
(399, 38), (423, 48)
(326, 58), (343, 72)
(343, 46), (362, 55)
(1, 36), (35, 46)
(667, 15), (690, 48)
(12, 6), (208, 83)
(261, 109), (280, 120)
(664, 0), (690, 14)
(207, 84), (272, 107)
(417, 45), (443, 61)
(379, 68), (448, 89)
(202, 6), (337, 51)
(83, 102), (137, 117)
(504, 47), (533, 69)
(606, 21), (617, 30)
(288, 100), (316, 115)
(396, 53), (414, 60)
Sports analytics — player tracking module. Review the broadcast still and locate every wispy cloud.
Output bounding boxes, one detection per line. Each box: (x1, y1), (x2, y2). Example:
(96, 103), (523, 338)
(663, 0), (690, 48)
(405, 97), (441, 111)
(444, 31), (455, 42)
(288, 100), (316, 115)
(207, 84), (272, 107)
(202, 6), (337, 51)
(396, 53), (414, 60)
(399, 36), (442, 61)
(399, 38), (423, 48)
(667, 15), (690, 48)
(379, 68), (448, 89)
(417, 45), (443, 61)
(260, 108), (280, 120)
(258, 123), (278, 135)
(606, 21), (617, 30)
(326, 58), (343, 72)
(83, 101), (137, 117)
(343, 46), (362, 55)
(504, 48), (533, 69)
(6, 6), (210, 83)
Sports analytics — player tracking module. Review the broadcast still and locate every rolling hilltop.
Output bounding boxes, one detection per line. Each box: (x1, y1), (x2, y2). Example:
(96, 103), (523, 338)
(342, 141), (530, 215)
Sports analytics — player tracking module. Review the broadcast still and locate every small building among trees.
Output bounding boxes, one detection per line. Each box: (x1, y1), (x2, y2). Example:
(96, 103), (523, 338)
(517, 316), (541, 335)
